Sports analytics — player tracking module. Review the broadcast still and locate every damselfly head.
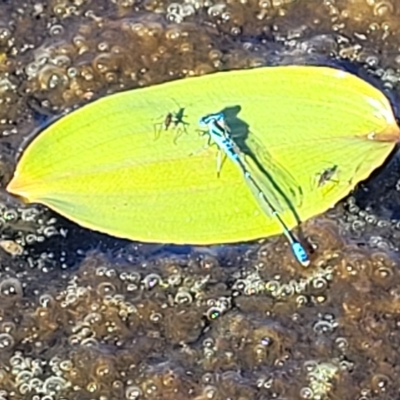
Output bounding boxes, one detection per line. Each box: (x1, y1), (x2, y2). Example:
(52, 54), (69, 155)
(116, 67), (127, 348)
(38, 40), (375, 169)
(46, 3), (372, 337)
(199, 112), (225, 127)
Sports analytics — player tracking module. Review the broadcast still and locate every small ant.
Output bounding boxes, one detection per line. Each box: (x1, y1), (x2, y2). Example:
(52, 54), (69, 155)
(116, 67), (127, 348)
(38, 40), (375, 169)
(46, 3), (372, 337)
(153, 100), (189, 144)
(317, 164), (338, 187)
(314, 164), (339, 192)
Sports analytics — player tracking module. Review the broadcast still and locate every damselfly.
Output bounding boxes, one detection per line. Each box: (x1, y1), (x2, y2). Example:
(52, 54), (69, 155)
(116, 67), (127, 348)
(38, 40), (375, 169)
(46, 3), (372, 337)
(199, 112), (310, 266)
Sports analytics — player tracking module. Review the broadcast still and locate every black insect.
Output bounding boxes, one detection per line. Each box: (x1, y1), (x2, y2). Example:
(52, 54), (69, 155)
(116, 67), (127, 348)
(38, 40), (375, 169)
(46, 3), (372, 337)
(153, 100), (189, 144)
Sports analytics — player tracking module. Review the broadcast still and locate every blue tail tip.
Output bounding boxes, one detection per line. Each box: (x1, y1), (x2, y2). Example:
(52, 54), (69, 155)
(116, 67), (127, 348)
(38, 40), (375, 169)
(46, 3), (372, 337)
(292, 242), (310, 266)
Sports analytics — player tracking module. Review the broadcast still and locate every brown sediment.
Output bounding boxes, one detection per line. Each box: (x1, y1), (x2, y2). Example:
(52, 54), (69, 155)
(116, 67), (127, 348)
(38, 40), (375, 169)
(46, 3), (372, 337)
(1, 1), (400, 399)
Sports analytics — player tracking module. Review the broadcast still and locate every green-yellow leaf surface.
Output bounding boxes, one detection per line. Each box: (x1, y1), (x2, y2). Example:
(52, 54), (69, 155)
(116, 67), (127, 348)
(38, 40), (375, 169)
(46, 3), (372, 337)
(7, 66), (400, 244)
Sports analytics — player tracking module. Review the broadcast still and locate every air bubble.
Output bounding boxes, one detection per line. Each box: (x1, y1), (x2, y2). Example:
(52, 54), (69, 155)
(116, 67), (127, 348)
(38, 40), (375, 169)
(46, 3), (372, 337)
(105, 72), (118, 83)
(167, 3), (183, 15)
(39, 294), (55, 308)
(201, 372), (215, 384)
(59, 360), (73, 371)
(313, 320), (334, 334)
(208, 4), (226, 17)
(371, 373), (391, 392)
(206, 307), (222, 320)
(149, 312), (162, 322)
(311, 277), (328, 291)
(125, 385), (142, 399)
(373, 1), (394, 16)
(49, 24), (65, 36)
(174, 289), (193, 304)
(0, 333), (14, 350)
(265, 280), (280, 294)
(335, 337), (349, 350)
(127, 272), (141, 282)
(18, 383), (30, 395)
(143, 273), (164, 290)
(73, 35), (86, 48)
(93, 53), (118, 74)
(260, 336), (273, 346)
(168, 273), (182, 286)
(96, 282), (116, 297)
(96, 266), (107, 276)
(182, 4), (195, 16)
(296, 295), (308, 306)
(105, 268), (117, 278)
(43, 376), (68, 394)
(365, 214), (377, 225)
(230, 26), (242, 36)
(67, 67), (79, 78)
(10, 352), (25, 367)
(0, 28), (12, 44)
(221, 11), (231, 21)
(81, 337), (99, 347)
(83, 312), (102, 325)
(300, 386), (314, 399)
(279, 283), (294, 297)
(126, 283), (138, 292)
(86, 381), (98, 393)
(98, 41), (110, 52)
(43, 226), (58, 237)
(194, 63), (214, 75)
(16, 370), (33, 385)
(377, 219), (390, 228)
(0, 278), (23, 299)
(165, 28), (182, 41)
(351, 219), (365, 232)
(202, 386), (217, 397)
(38, 65), (68, 90)
(95, 361), (112, 377)
(3, 209), (18, 222)
(0, 321), (15, 334)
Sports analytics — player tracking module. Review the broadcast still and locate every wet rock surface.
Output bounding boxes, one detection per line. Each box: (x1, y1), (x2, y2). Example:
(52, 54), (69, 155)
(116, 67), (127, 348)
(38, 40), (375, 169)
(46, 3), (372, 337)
(1, 0), (400, 399)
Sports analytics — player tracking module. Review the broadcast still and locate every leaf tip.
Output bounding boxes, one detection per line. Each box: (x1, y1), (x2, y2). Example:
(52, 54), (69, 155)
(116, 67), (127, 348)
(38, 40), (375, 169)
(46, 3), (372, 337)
(6, 176), (30, 203)
(365, 125), (400, 143)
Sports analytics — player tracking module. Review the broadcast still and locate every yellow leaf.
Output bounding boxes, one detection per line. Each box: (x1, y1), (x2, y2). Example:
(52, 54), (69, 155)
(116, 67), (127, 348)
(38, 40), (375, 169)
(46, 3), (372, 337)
(7, 66), (400, 244)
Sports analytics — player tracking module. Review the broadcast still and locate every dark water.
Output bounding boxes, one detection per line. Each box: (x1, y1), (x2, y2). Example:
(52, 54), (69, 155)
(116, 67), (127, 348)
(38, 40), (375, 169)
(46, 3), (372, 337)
(1, 1), (400, 399)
